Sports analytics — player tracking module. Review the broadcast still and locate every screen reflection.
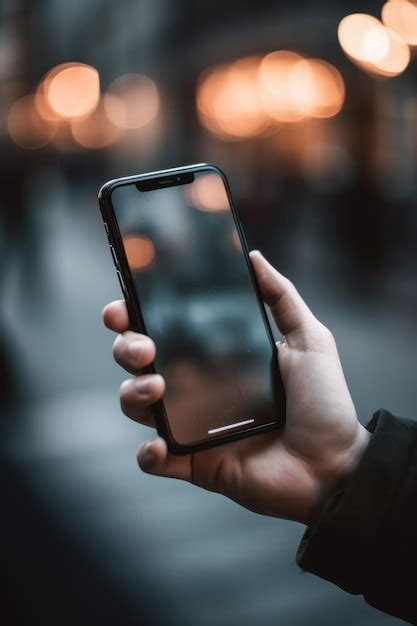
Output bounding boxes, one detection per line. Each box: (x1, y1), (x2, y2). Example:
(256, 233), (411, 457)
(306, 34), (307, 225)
(111, 170), (282, 447)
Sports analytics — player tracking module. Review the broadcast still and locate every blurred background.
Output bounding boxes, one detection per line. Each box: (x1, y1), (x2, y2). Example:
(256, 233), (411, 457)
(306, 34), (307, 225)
(1, 0), (416, 624)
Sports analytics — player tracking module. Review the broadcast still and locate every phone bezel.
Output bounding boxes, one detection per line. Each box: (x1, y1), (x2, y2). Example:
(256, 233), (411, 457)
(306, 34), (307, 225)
(98, 163), (285, 454)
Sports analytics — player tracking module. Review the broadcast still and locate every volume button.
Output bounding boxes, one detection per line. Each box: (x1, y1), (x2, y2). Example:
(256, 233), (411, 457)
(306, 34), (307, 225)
(116, 271), (129, 300)
(110, 245), (119, 268)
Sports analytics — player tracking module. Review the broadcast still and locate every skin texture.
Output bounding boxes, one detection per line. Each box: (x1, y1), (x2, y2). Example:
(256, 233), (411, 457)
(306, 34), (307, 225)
(103, 251), (370, 525)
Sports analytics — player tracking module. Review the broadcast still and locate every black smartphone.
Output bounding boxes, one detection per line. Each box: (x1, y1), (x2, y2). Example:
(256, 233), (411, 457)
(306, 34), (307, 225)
(98, 164), (285, 454)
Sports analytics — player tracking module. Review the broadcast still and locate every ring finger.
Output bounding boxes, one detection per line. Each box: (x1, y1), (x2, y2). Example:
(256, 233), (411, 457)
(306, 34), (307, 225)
(120, 373), (165, 426)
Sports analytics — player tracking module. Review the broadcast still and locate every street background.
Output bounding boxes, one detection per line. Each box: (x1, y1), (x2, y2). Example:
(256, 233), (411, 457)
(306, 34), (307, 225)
(1, 1), (417, 624)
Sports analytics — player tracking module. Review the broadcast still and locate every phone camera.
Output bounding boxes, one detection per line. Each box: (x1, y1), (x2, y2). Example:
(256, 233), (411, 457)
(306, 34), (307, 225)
(176, 176), (181, 181)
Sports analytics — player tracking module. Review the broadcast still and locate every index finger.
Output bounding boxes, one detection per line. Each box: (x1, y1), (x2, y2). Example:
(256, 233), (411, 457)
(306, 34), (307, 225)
(102, 300), (130, 333)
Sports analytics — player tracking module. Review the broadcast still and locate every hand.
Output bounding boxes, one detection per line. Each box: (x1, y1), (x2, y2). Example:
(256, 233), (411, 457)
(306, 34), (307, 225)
(103, 251), (370, 525)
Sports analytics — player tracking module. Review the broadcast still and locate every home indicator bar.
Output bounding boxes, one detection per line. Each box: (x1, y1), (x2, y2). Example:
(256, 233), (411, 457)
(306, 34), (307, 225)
(208, 419), (255, 435)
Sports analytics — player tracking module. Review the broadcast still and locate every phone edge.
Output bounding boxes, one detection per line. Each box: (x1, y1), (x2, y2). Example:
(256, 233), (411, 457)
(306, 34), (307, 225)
(98, 163), (285, 455)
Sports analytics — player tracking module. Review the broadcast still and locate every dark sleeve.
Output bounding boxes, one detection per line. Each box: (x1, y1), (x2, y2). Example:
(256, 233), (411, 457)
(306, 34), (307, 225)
(297, 409), (417, 624)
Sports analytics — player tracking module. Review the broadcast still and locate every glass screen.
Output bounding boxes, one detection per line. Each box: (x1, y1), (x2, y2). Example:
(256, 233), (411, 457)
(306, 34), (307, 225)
(110, 169), (282, 447)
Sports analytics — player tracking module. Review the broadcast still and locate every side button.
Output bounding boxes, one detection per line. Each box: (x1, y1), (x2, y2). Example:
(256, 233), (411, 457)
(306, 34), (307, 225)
(110, 245), (119, 268)
(116, 271), (129, 300)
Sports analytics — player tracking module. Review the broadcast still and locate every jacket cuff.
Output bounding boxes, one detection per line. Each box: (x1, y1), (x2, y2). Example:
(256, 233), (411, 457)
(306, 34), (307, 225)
(296, 409), (417, 595)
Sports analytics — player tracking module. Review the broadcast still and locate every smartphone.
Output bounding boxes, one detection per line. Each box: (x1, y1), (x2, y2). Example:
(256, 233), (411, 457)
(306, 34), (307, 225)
(98, 164), (285, 454)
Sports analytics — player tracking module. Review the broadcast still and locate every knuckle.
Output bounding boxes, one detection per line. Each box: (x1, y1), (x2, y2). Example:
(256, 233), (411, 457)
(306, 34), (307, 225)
(101, 304), (109, 323)
(119, 378), (155, 421)
(119, 379), (133, 410)
(137, 448), (146, 471)
(137, 446), (153, 473)
(112, 335), (124, 361)
(317, 322), (335, 344)
(283, 276), (295, 292)
(147, 337), (157, 356)
(152, 373), (165, 394)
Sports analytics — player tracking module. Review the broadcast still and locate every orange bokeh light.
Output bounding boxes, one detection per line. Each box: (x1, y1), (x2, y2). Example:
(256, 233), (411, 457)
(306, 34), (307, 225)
(197, 57), (268, 139)
(382, 1), (417, 46)
(123, 234), (156, 272)
(290, 58), (345, 119)
(338, 13), (410, 77)
(196, 64), (229, 135)
(71, 95), (123, 149)
(338, 14), (386, 62)
(105, 74), (159, 129)
(189, 174), (229, 211)
(197, 51), (345, 139)
(258, 51), (305, 123)
(374, 27), (410, 75)
(44, 63), (100, 119)
(362, 25), (390, 62)
(35, 85), (63, 123)
(7, 94), (56, 149)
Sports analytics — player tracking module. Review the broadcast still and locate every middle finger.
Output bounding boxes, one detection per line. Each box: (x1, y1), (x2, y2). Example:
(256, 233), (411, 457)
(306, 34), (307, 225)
(113, 331), (156, 374)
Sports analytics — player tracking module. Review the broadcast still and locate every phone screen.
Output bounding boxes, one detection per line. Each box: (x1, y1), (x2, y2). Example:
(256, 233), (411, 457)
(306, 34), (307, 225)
(110, 168), (283, 448)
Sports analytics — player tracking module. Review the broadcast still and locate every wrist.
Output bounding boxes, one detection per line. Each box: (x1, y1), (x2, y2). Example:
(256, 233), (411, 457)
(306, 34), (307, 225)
(306, 424), (371, 526)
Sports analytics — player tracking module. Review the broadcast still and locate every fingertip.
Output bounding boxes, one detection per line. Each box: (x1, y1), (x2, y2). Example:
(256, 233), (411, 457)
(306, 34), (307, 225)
(137, 437), (167, 473)
(103, 300), (130, 332)
(250, 250), (275, 283)
(249, 249), (264, 265)
(138, 438), (192, 482)
(250, 250), (281, 277)
(129, 334), (156, 363)
(133, 373), (165, 403)
(152, 374), (166, 396)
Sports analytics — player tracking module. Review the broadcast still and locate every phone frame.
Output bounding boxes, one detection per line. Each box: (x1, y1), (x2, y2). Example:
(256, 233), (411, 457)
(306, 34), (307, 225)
(98, 163), (284, 454)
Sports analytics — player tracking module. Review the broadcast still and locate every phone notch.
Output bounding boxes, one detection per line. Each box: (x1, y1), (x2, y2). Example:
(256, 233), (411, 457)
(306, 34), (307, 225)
(136, 173), (194, 192)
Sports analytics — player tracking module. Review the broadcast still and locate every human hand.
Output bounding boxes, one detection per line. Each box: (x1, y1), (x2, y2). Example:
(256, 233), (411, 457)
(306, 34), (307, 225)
(103, 251), (370, 525)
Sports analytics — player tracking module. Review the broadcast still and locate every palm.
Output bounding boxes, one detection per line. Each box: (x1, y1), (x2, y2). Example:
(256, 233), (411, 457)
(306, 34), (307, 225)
(190, 342), (359, 524)
(191, 431), (308, 521)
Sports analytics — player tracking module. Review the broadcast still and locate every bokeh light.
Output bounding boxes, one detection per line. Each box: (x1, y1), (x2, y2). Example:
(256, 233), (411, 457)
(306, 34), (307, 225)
(289, 59), (345, 119)
(7, 94), (56, 149)
(35, 84), (63, 123)
(45, 63), (100, 119)
(197, 57), (267, 139)
(105, 74), (159, 129)
(123, 234), (156, 272)
(71, 95), (124, 149)
(374, 27), (410, 76)
(189, 174), (229, 211)
(338, 13), (410, 77)
(362, 25), (390, 62)
(382, 1), (417, 46)
(338, 14), (389, 63)
(197, 51), (346, 139)
(258, 51), (305, 123)
(196, 64), (230, 135)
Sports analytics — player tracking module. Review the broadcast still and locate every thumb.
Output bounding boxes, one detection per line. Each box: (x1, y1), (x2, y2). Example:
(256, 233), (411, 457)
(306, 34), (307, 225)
(250, 250), (316, 341)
